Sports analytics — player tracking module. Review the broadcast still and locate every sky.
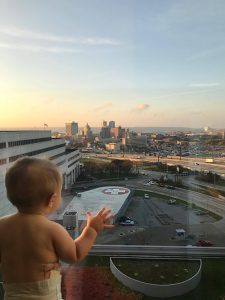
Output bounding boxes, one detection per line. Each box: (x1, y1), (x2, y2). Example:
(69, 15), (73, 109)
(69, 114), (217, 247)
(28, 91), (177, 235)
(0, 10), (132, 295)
(0, 0), (225, 128)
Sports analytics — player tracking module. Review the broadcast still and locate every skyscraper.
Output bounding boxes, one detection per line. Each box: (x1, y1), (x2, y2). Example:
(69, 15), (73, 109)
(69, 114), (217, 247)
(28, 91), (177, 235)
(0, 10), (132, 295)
(109, 121), (115, 128)
(83, 123), (93, 139)
(65, 122), (78, 136)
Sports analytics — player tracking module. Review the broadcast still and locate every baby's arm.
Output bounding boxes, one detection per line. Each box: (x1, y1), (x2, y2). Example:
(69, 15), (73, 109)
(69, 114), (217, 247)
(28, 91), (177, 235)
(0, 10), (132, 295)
(51, 208), (113, 263)
(74, 208), (113, 261)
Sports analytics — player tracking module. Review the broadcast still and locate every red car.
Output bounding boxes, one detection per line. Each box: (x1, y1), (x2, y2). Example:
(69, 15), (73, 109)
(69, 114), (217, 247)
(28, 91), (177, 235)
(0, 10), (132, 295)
(196, 240), (213, 247)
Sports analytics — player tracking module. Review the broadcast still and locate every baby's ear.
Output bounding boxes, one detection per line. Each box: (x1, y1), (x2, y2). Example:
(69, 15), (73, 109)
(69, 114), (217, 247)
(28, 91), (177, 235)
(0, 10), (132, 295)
(47, 193), (57, 208)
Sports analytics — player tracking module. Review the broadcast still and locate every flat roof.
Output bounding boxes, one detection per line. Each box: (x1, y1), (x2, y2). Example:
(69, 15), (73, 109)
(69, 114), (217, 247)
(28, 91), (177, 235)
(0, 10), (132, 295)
(63, 186), (131, 220)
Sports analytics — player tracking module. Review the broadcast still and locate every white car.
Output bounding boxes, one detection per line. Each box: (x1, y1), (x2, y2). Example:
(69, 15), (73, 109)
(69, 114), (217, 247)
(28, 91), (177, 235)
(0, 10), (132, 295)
(168, 199), (176, 205)
(144, 181), (155, 186)
(144, 194), (150, 199)
(149, 181), (156, 185)
(119, 219), (134, 226)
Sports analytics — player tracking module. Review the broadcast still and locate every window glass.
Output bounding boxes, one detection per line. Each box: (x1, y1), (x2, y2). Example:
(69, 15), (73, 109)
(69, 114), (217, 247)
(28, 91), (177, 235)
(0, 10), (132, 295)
(1, 1), (225, 299)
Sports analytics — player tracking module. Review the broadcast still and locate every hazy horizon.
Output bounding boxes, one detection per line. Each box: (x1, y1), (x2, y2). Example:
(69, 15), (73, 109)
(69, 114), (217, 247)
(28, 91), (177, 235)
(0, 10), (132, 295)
(0, 125), (211, 135)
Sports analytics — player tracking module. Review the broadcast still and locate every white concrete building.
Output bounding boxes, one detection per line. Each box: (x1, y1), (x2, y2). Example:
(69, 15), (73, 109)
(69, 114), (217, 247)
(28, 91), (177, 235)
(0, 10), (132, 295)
(105, 142), (121, 152)
(62, 186), (131, 221)
(0, 130), (80, 217)
(124, 135), (148, 149)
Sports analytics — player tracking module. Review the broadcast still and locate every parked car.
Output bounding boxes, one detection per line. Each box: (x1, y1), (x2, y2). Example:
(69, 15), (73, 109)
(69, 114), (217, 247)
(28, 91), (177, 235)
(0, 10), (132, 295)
(195, 210), (207, 216)
(119, 216), (132, 222)
(166, 185), (175, 190)
(168, 199), (176, 205)
(196, 240), (213, 247)
(119, 219), (134, 226)
(144, 194), (150, 199)
(144, 180), (155, 186)
(149, 181), (156, 185)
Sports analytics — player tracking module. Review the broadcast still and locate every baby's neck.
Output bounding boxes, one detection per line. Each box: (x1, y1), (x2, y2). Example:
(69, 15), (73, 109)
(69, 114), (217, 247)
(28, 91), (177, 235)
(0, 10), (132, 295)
(17, 208), (45, 216)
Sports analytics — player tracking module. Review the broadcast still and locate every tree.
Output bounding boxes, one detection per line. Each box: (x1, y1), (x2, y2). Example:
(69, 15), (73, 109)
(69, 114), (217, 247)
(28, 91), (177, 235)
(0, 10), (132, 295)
(108, 159), (133, 176)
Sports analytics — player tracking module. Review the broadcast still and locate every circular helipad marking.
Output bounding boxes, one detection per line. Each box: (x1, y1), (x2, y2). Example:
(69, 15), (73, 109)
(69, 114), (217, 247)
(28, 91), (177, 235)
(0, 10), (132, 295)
(102, 188), (129, 195)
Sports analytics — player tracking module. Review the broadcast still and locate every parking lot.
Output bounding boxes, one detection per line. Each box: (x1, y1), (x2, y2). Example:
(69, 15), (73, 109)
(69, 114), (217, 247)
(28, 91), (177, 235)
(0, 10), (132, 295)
(97, 194), (225, 246)
(126, 196), (215, 228)
(49, 185), (225, 247)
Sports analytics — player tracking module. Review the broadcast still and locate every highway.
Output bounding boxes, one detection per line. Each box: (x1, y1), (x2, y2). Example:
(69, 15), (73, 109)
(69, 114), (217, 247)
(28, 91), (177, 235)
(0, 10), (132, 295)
(81, 152), (225, 206)
(82, 153), (225, 176)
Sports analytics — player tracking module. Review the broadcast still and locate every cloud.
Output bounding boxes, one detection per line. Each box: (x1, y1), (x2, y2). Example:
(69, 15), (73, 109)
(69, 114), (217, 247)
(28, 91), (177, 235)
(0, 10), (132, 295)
(0, 42), (82, 53)
(0, 26), (120, 46)
(131, 103), (150, 113)
(94, 102), (112, 112)
(189, 82), (220, 88)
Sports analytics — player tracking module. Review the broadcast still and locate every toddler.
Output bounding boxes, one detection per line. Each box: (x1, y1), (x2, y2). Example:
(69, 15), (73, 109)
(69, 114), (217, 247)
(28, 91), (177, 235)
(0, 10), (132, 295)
(0, 157), (113, 299)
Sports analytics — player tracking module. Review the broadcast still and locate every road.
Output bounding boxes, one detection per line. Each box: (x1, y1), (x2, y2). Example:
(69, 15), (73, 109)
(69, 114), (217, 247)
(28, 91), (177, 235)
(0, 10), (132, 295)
(124, 178), (225, 218)
(53, 174), (225, 221)
(82, 153), (225, 176)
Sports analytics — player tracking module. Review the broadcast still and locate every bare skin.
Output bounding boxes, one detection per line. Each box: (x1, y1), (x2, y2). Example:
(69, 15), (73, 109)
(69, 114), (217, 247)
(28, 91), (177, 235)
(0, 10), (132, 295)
(0, 190), (113, 284)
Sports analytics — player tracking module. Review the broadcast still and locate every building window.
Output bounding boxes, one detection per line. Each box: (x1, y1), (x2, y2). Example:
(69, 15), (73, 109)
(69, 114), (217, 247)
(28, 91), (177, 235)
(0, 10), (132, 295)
(68, 153), (80, 162)
(0, 142), (6, 149)
(49, 152), (66, 160)
(0, 158), (7, 165)
(9, 143), (65, 163)
(56, 159), (66, 166)
(68, 159), (79, 168)
(8, 137), (52, 147)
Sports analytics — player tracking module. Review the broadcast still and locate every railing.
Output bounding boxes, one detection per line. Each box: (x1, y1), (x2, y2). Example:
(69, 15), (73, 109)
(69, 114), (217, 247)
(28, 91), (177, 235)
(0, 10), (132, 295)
(90, 244), (225, 258)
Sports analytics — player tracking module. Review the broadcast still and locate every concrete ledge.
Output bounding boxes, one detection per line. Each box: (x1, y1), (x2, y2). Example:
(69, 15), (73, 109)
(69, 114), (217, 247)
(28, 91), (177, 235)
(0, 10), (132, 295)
(110, 257), (202, 298)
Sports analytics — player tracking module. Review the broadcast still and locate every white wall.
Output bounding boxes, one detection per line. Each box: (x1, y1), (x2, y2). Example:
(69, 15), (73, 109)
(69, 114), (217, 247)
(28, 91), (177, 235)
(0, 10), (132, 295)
(0, 131), (80, 217)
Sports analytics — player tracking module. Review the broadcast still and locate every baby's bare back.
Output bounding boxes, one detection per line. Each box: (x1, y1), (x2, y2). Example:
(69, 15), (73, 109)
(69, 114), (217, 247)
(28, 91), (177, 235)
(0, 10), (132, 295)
(0, 213), (58, 283)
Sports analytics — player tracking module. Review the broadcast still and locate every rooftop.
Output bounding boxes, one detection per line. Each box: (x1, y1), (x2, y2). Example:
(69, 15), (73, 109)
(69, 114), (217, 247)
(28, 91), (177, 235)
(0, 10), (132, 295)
(62, 186), (131, 220)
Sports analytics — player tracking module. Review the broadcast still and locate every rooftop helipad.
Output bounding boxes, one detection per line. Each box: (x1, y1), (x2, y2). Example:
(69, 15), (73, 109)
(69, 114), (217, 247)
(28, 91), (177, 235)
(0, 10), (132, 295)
(63, 186), (131, 220)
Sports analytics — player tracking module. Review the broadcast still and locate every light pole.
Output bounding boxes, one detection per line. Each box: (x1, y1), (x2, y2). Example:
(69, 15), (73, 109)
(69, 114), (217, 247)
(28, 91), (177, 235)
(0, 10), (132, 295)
(179, 142), (182, 161)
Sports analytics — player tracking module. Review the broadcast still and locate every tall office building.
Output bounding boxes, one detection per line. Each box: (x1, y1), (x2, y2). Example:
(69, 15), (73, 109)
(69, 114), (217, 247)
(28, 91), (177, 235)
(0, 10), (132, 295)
(65, 122), (78, 136)
(83, 123), (93, 139)
(110, 126), (125, 139)
(109, 121), (115, 128)
(102, 120), (107, 127)
(100, 127), (111, 139)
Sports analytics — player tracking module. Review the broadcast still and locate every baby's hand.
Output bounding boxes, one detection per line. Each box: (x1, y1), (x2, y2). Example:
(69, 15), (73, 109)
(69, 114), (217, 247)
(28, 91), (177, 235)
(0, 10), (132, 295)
(86, 207), (114, 233)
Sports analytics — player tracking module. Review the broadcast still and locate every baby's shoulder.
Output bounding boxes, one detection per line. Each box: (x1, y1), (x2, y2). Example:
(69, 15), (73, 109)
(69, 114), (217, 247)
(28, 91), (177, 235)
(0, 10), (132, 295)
(0, 215), (13, 242)
(38, 218), (61, 233)
(0, 214), (12, 227)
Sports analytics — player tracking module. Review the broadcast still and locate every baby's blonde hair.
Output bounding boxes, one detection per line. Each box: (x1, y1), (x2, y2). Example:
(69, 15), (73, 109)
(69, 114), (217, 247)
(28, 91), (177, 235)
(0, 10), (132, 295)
(5, 157), (62, 209)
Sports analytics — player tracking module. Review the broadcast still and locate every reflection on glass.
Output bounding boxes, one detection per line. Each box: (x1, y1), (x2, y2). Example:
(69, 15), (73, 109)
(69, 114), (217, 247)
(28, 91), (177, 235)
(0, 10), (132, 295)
(1, 0), (225, 298)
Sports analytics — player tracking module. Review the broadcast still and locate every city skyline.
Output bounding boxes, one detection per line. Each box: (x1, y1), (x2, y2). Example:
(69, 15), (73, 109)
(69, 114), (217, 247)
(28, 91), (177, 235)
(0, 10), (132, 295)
(1, 0), (225, 128)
